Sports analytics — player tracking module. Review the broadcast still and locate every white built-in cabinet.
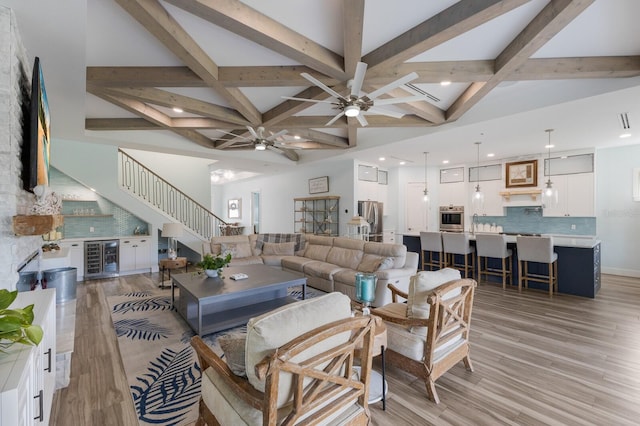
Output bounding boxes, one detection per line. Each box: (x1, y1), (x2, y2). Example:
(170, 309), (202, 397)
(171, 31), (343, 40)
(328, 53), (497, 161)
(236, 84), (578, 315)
(120, 237), (152, 273)
(58, 240), (84, 280)
(438, 181), (466, 207)
(0, 289), (56, 426)
(543, 172), (595, 217)
(469, 179), (505, 216)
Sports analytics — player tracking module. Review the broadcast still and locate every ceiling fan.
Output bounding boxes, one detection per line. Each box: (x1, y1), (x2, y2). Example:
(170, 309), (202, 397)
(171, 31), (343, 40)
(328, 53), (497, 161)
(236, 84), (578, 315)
(283, 61), (424, 127)
(214, 126), (300, 161)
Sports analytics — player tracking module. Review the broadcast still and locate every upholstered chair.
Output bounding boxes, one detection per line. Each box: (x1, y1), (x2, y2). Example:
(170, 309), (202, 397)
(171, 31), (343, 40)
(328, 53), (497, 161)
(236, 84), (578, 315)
(371, 269), (477, 404)
(441, 232), (476, 278)
(475, 233), (513, 289)
(419, 231), (446, 271)
(191, 292), (377, 425)
(516, 236), (558, 296)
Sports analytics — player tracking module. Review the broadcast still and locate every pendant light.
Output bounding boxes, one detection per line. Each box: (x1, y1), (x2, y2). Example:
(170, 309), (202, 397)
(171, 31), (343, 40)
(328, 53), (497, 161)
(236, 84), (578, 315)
(542, 129), (558, 207)
(423, 152), (429, 202)
(472, 142), (484, 209)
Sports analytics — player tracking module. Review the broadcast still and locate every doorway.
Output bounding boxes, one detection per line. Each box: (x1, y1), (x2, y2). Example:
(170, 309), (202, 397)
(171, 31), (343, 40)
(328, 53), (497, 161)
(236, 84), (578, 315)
(251, 191), (261, 234)
(406, 182), (428, 233)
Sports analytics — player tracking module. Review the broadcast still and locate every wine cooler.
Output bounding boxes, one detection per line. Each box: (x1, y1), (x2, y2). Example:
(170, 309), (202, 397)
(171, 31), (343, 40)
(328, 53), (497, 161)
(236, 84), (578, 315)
(84, 240), (119, 279)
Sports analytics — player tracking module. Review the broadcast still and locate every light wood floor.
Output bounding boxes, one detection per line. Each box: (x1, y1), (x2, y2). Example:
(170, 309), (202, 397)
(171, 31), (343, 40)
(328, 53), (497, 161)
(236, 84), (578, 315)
(50, 272), (640, 426)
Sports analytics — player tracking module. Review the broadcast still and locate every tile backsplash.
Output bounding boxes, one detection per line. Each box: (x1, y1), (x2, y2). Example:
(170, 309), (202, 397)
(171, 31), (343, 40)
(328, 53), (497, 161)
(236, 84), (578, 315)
(474, 206), (596, 236)
(51, 168), (149, 238)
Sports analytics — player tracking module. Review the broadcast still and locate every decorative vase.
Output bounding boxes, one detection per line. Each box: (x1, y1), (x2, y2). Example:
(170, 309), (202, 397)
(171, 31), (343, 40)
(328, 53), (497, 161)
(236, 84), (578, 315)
(205, 269), (219, 278)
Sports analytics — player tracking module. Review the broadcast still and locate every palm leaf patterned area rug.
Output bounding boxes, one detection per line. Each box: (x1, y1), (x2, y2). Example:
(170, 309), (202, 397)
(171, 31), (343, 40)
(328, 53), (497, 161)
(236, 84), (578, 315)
(108, 286), (321, 425)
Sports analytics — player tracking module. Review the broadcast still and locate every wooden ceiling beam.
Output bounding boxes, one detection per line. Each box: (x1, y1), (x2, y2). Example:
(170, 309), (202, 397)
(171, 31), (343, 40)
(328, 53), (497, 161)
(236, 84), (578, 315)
(510, 56), (640, 79)
(342, 0), (365, 77)
(164, 0), (346, 80)
(114, 0), (261, 124)
(447, 0), (595, 122)
(289, 129), (349, 148)
(363, 0), (530, 71)
(276, 115), (433, 128)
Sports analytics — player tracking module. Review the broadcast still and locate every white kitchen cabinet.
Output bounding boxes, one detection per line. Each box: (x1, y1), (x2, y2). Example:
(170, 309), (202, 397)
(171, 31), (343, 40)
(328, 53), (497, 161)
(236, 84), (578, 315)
(0, 289), (56, 426)
(469, 179), (504, 217)
(58, 240), (84, 280)
(356, 179), (378, 201)
(383, 230), (395, 243)
(438, 181), (466, 207)
(119, 237), (152, 273)
(543, 173), (594, 217)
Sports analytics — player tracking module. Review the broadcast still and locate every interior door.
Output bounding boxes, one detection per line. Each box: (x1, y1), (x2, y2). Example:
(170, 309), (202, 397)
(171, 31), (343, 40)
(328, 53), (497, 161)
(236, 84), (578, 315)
(406, 182), (427, 233)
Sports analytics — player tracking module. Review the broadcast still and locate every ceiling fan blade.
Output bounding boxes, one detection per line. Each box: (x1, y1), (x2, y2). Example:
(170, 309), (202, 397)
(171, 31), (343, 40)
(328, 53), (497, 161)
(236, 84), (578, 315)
(281, 96), (336, 104)
(301, 72), (344, 100)
(367, 106), (405, 119)
(374, 96), (430, 106)
(356, 113), (369, 127)
(350, 62), (367, 97)
(267, 145), (299, 161)
(326, 111), (345, 126)
(366, 72), (419, 101)
(214, 129), (252, 141)
(246, 125), (259, 139)
(266, 129), (288, 141)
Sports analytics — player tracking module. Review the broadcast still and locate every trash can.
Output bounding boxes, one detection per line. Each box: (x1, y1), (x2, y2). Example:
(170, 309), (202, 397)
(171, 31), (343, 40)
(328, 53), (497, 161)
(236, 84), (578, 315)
(43, 267), (77, 303)
(17, 271), (39, 292)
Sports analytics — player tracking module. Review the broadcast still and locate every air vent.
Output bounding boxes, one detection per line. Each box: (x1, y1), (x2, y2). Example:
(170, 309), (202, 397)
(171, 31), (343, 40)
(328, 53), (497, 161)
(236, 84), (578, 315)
(619, 112), (631, 129)
(404, 83), (440, 103)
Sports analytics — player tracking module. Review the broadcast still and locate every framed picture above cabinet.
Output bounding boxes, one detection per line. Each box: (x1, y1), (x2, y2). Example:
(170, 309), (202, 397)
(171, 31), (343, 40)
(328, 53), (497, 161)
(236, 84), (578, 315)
(505, 160), (537, 188)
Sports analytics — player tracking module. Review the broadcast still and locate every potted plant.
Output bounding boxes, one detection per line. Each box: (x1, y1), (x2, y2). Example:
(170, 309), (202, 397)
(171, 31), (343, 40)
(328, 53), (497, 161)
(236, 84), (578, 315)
(0, 289), (43, 352)
(197, 253), (232, 278)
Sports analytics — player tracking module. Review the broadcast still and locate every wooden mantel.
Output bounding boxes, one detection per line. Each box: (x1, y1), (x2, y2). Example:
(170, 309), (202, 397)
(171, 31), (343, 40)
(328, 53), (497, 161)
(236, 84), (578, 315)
(499, 190), (542, 201)
(12, 215), (64, 236)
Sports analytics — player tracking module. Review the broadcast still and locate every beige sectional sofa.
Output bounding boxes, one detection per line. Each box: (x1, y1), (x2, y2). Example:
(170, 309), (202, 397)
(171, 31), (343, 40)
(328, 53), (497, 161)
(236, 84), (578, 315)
(202, 233), (419, 307)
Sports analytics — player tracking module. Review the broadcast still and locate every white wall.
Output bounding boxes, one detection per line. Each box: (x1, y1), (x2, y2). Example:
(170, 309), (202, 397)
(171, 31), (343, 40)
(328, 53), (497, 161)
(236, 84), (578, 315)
(217, 159), (355, 235)
(596, 144), (640, 278)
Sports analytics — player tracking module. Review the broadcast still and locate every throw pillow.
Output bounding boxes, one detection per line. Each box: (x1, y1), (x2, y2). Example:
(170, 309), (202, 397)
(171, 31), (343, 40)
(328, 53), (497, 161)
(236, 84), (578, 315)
(218, 332), (247, 377)
(358, 254), (385, 273)
(407, 268), (461, 335)
(377, 257), (395, 271)
(262, 241), (296, 256)
(220, 242), (253, 258)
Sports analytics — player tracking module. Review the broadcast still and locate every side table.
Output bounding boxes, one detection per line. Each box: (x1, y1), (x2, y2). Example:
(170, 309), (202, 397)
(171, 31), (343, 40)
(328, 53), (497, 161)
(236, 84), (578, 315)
(159, 257), (187, 289)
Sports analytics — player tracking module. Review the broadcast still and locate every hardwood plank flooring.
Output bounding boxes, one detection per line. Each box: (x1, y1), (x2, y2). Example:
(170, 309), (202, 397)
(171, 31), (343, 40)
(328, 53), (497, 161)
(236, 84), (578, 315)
(50, 272), (640, 425)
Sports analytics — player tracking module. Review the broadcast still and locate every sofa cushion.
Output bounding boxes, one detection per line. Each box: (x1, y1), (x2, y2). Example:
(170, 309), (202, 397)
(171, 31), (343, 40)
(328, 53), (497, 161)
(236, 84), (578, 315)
(303, 261), (347, 280)
(262, 241), (296, 256)
(326, 247), (363, 270)
(207, 235), (259, 256)
(281, 255), (316, 272)
(229, 256), (264, 266)
(221, 241), (253, 258)
(245, 292), (352, 406)
(407, 268), (461, 334)
(304, 244), (332, 262)
(363, 242), (407, 268)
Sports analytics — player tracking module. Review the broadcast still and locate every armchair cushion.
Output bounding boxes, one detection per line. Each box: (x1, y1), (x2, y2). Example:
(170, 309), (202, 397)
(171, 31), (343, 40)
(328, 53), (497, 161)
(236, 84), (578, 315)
(218, 333), (247, 377)
(408, 268), (461, 334)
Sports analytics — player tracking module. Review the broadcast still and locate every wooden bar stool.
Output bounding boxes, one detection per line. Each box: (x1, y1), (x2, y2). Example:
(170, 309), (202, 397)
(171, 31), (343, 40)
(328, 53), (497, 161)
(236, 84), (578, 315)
(475, 233), (512, 289)
(442, 232), (475, 278)
(516, 236), (558, 296)
(419, 231), (446, 271)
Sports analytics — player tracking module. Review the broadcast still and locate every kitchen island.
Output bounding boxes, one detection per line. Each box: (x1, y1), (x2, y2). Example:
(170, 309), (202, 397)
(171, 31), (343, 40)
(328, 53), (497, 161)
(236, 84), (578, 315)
(402, 233), (601, 298)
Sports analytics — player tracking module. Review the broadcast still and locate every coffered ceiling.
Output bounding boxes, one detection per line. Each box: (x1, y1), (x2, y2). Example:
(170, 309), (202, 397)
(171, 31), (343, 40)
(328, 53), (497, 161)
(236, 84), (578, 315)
(4, 0), (640, 173)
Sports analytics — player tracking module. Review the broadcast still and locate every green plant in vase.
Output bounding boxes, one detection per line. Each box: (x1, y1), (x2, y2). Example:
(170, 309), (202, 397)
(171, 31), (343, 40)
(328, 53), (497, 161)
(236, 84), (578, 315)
(197, 253), (232, 278)
(0, 289), (43, 353)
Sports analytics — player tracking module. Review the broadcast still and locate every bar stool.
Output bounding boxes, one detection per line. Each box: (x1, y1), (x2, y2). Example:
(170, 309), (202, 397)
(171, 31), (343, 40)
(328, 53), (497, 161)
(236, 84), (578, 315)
(419, 231), (446, 271)
(442, 232), (475, 278)
(516, 236), (558, 296)
(475, 234), (512, 289)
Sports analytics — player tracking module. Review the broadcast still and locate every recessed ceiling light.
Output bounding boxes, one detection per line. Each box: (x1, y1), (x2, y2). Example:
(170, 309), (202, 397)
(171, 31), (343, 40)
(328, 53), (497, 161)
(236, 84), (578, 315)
(440, 81), (451, 86)
(620, 133), (632, 138)
(210, 174), (220, 182)
(442, 160), (449, 164)
(545, 144), (555, 149)
(379, 157), (386, 161)
(293, 135), (301, 140)
(172, 107), (183, 113)
(487, 153), (495, 157)
(399, 161), (406, 165)
(223, 170), (234, 179)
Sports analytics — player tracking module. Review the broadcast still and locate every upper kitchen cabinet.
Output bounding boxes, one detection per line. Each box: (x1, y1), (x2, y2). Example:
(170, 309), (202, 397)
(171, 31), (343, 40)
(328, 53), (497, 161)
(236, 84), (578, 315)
(543, 172), (595, 217)
(438, 167), (466, 207)
(469, 164), (504, 216)
(356, 164), (388, 203)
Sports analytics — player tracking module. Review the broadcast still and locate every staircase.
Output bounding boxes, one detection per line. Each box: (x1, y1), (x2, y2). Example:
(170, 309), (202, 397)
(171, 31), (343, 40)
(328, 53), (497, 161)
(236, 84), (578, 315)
(118, 149), (227, 242)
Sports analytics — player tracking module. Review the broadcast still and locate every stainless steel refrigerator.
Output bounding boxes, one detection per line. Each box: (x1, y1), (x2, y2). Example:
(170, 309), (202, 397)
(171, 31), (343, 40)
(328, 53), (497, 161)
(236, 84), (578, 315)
(357, 201), (383, 242)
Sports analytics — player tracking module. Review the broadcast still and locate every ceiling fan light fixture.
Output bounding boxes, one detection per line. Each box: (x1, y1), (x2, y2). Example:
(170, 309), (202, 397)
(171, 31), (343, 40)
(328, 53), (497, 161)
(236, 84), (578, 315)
(254, 142), (267, 151)
(344, 105), (360, 117)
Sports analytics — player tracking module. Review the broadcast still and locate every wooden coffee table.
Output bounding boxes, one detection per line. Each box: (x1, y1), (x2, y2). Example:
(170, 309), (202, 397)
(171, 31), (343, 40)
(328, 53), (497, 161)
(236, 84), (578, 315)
(171, 264), (307, 335)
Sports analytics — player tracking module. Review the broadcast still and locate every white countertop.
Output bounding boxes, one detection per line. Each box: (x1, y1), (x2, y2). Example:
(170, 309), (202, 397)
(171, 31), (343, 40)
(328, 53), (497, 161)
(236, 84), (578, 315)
(400, 232), (600, 248)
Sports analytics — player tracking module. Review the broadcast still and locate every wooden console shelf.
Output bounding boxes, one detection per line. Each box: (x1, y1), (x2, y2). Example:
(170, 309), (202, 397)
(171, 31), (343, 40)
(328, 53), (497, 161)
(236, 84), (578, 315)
(499, 190), (542, 201)
(12, 214), (64, 235)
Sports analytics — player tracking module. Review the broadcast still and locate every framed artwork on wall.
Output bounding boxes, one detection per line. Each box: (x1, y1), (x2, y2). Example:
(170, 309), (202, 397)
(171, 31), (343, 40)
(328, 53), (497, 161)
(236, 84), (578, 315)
(505, 160), (538, 188)
(308, 176), (329, 194)
(228, 198), (241, 219)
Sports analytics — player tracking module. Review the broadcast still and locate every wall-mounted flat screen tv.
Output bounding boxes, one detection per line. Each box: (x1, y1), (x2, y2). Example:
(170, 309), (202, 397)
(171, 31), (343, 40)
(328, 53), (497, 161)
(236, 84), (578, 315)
(21, 56), (51, 191)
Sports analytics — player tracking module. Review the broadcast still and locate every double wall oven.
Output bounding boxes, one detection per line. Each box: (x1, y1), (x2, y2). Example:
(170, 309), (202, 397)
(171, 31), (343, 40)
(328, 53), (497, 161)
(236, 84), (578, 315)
(439, 206), (464, 232)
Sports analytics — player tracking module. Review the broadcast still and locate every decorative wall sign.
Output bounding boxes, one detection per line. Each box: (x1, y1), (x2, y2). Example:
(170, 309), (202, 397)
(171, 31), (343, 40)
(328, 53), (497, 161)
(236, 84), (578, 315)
(308, 176), (329, 194)
(506, 160), (538, 188)
(228, 198), (241, 219)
